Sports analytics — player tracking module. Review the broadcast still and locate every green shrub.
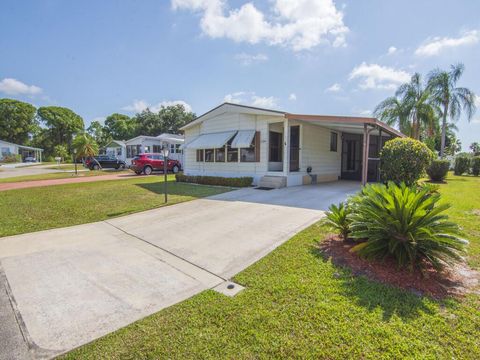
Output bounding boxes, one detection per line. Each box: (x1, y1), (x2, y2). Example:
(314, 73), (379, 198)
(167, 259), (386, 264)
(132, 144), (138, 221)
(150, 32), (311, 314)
(0, 154), (22, 163)
(454, 156), (470, 175)
(426, 159), (450, 182)
(175, 174), (253, 187)
(471, 157), (480, 176)
(380, 138), (433, 186)
(322, 202), (351, 241)
(349, 182), (467, 271)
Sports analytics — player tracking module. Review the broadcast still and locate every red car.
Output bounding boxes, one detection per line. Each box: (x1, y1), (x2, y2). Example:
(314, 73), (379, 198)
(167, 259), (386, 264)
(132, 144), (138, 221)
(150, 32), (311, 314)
(130, 153), (182, 175)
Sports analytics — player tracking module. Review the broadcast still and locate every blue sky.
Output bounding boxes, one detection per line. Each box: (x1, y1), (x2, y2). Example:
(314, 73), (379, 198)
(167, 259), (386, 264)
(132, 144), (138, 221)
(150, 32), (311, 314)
(1, 0), (479, 149)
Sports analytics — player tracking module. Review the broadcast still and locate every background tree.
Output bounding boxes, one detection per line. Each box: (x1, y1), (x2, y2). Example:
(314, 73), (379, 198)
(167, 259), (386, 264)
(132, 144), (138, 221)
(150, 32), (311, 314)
(87, 120), (111, 148)
(103, 113), (136, 140)
(133, 104), (195, 136)
(374, 96), (411, 136)
(72, 133), (99, 159)
(470, 142), (480, 156)
(37, 106), (84, 153)
(427, 63), (476, 158)
(53, 144), (69, 162)
(0, 98), (37, 144)
(375, 73), (438, 140)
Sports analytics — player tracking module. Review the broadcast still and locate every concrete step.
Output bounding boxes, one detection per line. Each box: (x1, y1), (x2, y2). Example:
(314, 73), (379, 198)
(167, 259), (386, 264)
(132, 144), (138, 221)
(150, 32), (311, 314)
(258, 176), (287, 189)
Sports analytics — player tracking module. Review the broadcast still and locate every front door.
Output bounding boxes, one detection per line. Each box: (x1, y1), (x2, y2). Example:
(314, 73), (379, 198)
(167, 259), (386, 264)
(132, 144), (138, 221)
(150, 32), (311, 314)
(289, 125), (300, 172)
(341, 134), (362, 180)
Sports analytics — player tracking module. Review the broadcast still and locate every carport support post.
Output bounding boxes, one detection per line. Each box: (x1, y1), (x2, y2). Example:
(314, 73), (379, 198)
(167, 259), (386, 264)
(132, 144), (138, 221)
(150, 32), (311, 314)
(361, 124), (371, 186)
(283, 117), (289, 176)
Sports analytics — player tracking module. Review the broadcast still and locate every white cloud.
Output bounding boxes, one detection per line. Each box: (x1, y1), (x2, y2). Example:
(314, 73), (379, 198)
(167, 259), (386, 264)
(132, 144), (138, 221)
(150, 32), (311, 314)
(171, 0), (349, 51)
(358, 109), (372, 116)
(325, 83), (341, 92)
(224, 91), (278, 109)
(122, 99), (193, 113)
(415, 30), (479, 57)
(349, 62), (410, 90)
(289, 93), (297, 101)
(234, 53), (268, 66)
(387, 46), (397, 55)
(0, 78), (42, 96)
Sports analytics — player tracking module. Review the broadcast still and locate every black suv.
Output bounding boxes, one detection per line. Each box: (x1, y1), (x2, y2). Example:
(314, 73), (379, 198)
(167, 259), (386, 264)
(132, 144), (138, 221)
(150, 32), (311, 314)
(85, 156), (126, 170)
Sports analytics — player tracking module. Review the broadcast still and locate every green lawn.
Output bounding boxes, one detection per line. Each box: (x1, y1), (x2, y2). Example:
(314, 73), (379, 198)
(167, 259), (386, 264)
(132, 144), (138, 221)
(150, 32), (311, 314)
(0, 169), (128, 183)
(0, 175), (230, 237)
(63, 174), (480, 359)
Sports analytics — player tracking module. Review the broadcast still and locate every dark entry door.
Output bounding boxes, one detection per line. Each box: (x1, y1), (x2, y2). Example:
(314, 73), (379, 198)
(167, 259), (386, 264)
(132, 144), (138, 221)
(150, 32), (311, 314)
(289, 125), (300, 172)
(341, 134), (362, 180)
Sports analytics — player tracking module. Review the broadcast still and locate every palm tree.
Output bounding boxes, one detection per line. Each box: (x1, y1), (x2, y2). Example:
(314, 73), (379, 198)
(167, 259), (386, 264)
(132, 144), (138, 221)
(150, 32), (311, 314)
(374, 97), (411, 136)
(375, 73), (438, 140)
(72, 133), (99, 166)
(427, 63), (476, 157)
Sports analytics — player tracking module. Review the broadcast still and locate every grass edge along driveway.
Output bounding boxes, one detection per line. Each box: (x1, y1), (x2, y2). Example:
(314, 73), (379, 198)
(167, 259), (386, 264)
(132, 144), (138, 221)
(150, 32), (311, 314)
(62, 174), (480, 359)
(0, 175), (231, 237)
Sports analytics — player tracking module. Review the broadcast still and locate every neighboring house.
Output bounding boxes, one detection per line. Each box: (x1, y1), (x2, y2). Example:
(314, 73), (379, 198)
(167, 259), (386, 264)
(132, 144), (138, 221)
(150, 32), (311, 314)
(0, 139), (43, 162)
(180, 103), (405, 187)
(104, 140), (126, 161)
(124, 133), (184, 165)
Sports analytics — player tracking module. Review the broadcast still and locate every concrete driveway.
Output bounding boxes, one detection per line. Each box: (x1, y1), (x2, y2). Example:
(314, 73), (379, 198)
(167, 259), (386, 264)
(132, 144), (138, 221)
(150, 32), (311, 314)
(0, 181), (359, 359)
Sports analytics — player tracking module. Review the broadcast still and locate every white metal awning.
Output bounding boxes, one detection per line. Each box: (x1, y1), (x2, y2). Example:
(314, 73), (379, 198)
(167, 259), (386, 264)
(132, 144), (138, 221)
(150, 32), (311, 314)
(183, 131), (237, 149)
(231, 130), (256, 148)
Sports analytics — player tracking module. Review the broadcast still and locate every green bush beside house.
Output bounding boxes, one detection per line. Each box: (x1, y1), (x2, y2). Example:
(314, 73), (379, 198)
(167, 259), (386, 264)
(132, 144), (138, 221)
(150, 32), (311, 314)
(176, 174), (253, 187)
(380, 138), (433, 185)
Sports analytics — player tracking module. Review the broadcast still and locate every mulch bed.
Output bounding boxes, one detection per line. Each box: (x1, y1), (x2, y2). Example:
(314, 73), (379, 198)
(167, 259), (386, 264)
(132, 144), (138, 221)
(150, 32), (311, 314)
(319, 235), (479, 299)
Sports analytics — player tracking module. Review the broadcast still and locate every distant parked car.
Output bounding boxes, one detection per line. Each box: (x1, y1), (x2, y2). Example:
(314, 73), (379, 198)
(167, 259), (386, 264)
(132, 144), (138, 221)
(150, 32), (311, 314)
(130, 153), (181, 175)
(85, 155), (126, 170)
(24, 156), (36, 162)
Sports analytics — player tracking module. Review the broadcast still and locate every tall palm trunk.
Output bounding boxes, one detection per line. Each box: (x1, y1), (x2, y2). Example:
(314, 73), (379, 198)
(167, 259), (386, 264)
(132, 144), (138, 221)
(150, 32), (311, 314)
(440, 102), (448, 158)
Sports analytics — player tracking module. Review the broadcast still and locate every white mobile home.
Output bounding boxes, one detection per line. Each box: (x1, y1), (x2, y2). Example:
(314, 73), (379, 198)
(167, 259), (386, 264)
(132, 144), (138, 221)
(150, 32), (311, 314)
(0, 139), (43, 162)
(180, 103), (404, 187)
(124, 133), (184, 165)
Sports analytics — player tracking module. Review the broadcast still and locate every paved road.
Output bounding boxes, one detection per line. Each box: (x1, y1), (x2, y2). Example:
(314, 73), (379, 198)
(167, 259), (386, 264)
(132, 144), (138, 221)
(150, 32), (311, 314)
(0, 181), (359, 359)
(0, 164), (64, 179)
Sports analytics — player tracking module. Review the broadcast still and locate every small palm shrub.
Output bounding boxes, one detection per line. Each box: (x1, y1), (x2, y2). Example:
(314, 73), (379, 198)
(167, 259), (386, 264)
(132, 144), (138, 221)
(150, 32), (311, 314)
(349, 182), (467, 270)
(322, 202), (351, 240)
(426, 159), (450, 182)
(471, 156), (480, 176)
(454, 155), (470, 175)
(380, 138), (433, 186)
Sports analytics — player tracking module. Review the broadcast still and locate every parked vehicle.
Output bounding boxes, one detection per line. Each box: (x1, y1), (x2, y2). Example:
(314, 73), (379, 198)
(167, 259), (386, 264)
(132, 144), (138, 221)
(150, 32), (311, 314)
(130, 153), (181, 175)
(24, 156), (36, 162)
(85, 155), (126, 170)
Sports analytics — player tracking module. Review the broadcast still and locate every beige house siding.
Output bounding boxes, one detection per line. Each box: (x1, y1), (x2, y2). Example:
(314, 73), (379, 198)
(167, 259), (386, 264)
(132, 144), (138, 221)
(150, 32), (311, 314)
(300, 122), (342, 182)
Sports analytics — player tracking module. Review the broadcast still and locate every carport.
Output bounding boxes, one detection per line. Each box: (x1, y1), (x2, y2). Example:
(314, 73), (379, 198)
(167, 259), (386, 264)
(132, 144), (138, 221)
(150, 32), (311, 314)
(285, 113), (406, 184)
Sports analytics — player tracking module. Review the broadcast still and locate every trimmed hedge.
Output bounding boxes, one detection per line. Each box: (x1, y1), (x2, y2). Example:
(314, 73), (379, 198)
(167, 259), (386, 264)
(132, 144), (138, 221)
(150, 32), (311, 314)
(454, 156), (470, 175)
(472, 156), (480, 176)
(380, 138), (433, 186)
(426, 159), (450, 182)
(175, 174), (253, 187)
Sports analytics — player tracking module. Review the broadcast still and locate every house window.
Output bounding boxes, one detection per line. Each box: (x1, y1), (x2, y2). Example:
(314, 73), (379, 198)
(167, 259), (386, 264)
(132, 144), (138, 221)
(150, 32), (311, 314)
(269, 131), (283, 162)
(215, 147), (225, 162)
(204, 149), (214, 162)
(330, 132), (338, 152)
(240, 132), (260, 162)
(1, 147), (11, 157)
(196, 149), (204, 162)
(126, 145), (141, 158)
(144, 146), (150, 153)
(175, 144), (182, 154)
(170, 144), (175, 154)
(153, 145), (161, 153)
(116, 147), (122, 156)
